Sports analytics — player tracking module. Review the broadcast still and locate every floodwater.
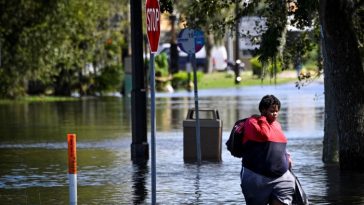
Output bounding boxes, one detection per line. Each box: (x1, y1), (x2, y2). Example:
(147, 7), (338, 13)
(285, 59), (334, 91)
(1, 82), (364, 204)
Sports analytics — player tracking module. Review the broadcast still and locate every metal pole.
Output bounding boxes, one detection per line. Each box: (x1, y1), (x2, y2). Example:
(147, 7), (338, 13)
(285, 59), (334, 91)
(191, 54), (201, 164)
(149, 53), (157, 204)
(130, 0), (148, 160)
(235, 0), (240, 61)
(169, 15), (179, 73)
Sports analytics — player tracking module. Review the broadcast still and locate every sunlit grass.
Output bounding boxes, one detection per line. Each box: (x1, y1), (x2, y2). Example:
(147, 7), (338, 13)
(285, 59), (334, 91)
(23, 96), (78, 102)
(0, 95), (78, 104)
(198, 70), (297, 89)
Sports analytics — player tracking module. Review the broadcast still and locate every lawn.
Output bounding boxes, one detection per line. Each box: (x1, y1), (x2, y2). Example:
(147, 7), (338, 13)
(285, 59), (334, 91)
(0, 96), (78, 104)
(198, 70), (298, 89)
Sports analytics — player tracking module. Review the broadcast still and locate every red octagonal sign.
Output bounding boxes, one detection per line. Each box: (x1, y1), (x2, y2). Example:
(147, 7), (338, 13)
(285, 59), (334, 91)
(146, 0), (160, 53)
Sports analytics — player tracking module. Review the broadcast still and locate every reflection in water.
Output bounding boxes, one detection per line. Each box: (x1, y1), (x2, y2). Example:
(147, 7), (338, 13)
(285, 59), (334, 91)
(132, 161), (148, 205)
(193, 166), (201, 204)
(324, 165), (364, 204)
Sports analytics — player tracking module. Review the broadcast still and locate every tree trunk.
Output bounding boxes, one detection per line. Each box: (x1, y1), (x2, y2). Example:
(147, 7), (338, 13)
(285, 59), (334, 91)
(320, 0), (364, 171)
(322, 59), (339, 163)
(321, 25), (339, 163)
(205, 33), (213, 73)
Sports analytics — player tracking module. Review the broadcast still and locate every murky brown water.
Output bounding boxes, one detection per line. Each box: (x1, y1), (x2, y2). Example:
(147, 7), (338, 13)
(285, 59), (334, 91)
(1, 82), (364, 204)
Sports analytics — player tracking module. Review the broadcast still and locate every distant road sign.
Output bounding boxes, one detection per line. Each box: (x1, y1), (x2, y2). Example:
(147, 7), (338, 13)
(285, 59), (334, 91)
(177, 29), (205, 55)
(194, 30), (204, 53)
(145, 0), (160, 53)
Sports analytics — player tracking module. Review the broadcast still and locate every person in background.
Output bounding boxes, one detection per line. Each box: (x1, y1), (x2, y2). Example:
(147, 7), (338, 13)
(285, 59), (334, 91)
(241, 95), (295, 205)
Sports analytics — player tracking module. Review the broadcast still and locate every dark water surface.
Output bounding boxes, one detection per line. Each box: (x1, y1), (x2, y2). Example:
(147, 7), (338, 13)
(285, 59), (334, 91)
(1, 82), (364, 204)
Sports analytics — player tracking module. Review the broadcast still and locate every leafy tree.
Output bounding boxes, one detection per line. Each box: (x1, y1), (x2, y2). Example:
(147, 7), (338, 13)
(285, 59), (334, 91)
(0, 0), (62, 98)
(48, 0), (128, 96)
(0, 0), (129, 98)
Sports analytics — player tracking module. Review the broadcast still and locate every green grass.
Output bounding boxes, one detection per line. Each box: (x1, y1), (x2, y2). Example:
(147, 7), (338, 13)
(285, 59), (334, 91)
(198, 70), (297, 89)
(22, 96), (78, 102)
(0, 95), (78, 104)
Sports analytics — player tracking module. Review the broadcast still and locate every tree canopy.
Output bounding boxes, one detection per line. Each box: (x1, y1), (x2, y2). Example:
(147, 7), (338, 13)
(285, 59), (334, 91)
(161, 0), (362, 70)
(0, 0), (129, 98)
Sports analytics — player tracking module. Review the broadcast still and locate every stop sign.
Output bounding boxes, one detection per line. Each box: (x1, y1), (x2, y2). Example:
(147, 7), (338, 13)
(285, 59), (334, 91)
(146, 0), (160, 53)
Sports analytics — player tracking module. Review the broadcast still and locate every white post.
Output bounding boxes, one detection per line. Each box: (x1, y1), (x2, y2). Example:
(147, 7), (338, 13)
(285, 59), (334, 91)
(68, 174), (77, 205)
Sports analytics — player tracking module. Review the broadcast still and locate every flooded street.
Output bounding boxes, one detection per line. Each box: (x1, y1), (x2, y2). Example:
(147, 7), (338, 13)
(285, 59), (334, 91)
(1, 82), (364, 204)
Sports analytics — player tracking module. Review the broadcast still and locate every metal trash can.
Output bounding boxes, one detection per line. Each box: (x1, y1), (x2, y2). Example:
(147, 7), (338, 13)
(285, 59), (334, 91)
(183, 108), (223, 162)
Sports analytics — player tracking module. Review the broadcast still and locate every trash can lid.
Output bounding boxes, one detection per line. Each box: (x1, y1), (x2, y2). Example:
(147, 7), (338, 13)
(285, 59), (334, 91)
(186, 108), (220, 120)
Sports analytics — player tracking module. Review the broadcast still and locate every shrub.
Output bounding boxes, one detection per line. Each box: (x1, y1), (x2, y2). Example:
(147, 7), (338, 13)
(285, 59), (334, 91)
(250, 57), (262, 77)
(172, 71), (203, 90)
(95, 64), (124, 93)
(154, 53), (169, 77)
(250, 56), (283, 78)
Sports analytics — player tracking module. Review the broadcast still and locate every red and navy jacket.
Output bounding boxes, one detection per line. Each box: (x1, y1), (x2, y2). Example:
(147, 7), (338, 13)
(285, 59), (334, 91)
(242, 116), (289, 178)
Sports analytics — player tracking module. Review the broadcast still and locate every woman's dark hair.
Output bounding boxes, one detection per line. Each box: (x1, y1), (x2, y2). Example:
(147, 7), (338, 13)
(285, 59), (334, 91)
(259, 95), (281, 112)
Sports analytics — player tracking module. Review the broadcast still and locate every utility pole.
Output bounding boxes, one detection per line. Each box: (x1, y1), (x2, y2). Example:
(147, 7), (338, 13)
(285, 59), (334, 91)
(130, 0), (148, 161)
(233, 0), (242, 84)
(235, 0), (240, 61)
(169, 14), (179, 74)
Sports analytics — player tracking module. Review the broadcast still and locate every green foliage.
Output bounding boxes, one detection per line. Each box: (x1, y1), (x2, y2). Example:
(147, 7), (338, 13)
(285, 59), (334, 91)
(0, 0), (129, 98)
(250, 56), (282, 78)
(302, 45), (319, 70)
(171, 0), (322, 68)
(256, 1), (287, 63)
(250, 57), (263, 76)
(171, 71), (189, 90)
(172, 71), (203, 90)
(95, 65), (124, 93)
(174, 0), (236, 38)
(0, 0), (60, 97)
(155, 53), (169, 77)
(282, 27), (320, 71)
(267, 58), (283, 77)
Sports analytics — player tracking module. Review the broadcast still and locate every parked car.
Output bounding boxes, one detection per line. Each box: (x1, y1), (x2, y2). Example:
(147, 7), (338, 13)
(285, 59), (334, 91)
(211, 45), (228, 71)
(157, 43), (207, 71)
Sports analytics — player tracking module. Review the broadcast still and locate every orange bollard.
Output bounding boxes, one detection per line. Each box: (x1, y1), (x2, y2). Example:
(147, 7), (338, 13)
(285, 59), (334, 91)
(67, 134), (77, 205)
(68, 134), (77, 174)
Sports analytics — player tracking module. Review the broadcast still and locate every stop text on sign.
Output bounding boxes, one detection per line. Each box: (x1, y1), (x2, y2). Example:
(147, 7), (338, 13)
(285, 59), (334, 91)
(145, 0), (160, 53)
(146, 8), (160, 32)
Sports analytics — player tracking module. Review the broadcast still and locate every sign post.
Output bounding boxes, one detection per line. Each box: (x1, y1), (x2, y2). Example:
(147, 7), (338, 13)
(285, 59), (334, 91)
(178, 29), (205, 164)
(146, 0), (160, 204)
